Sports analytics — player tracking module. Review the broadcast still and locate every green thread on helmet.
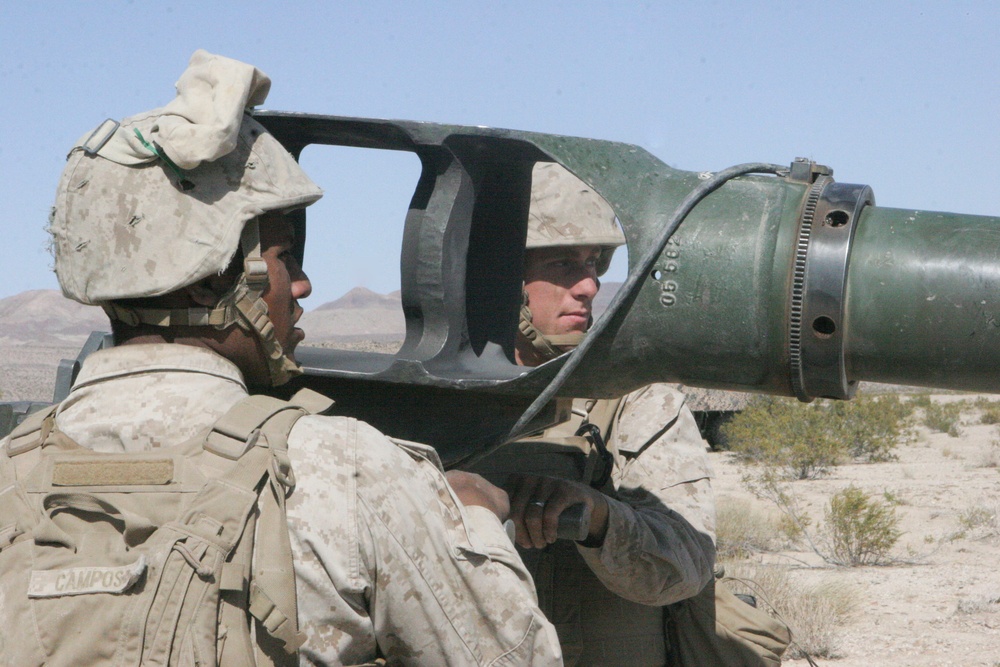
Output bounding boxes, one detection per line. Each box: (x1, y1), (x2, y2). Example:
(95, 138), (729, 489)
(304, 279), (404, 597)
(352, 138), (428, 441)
(133, 129), (195, 190)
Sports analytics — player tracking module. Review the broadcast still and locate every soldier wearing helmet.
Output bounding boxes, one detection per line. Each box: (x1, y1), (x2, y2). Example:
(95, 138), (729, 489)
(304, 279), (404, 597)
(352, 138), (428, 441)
(27, 51), (562, 666)
(470, 163), (716, 665)
(515, 162), (628, 365)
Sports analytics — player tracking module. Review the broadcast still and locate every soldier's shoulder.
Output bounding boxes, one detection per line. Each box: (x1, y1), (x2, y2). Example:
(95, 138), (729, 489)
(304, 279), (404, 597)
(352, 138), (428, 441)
(620, 383), (687, 420)
(290, 413), (438, 472)
(676, 386), (754, 413)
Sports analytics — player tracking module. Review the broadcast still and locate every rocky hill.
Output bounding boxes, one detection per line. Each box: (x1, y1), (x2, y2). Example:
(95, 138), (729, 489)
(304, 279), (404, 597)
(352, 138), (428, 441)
(0, 291), (110, 401)
(0, 289), (110, 345)
(298, 286), (405, 342)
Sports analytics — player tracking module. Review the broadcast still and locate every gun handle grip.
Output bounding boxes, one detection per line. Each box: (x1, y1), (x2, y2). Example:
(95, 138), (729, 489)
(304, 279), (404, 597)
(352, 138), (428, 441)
(556, 503), (592, 542)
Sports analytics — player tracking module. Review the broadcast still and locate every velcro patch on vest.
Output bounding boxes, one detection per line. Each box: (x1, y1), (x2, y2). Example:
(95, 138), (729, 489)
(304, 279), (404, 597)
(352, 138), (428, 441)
(52, 459), (174, 486)
(28, 555), (147, 598)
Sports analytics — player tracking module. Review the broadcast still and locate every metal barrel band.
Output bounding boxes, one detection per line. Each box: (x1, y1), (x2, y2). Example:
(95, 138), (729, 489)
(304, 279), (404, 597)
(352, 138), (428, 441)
(789, 180), (874, 401)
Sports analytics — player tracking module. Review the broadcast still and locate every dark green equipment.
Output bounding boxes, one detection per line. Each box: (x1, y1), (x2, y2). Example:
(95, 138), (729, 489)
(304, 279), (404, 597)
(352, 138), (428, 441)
(6, 113), (998, 465)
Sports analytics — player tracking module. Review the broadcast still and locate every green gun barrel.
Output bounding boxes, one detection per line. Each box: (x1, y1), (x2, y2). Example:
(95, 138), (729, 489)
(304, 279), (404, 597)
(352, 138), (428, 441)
(551, 155), (1000, 401)
(847, 205), (1000, 392)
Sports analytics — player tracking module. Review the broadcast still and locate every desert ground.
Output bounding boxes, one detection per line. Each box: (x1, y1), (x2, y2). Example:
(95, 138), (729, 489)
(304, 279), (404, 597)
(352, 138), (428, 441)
(712, 394), (1000, 667)
(0, 342), (85, 403)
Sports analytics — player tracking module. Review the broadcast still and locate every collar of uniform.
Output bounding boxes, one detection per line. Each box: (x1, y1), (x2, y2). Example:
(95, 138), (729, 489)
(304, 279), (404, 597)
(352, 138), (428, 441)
(70, 343), (248, 391)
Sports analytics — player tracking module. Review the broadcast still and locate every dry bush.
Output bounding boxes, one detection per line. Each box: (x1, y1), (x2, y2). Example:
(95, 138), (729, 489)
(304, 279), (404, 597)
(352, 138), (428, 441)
(975, 438), (1000, 468)
(922, 400), (966, 437)
(715, 500), (786, 559)
(976, 398), (1000, 425)
(957, 503), (1000, 540)
(723, 398), (846, 480)
(825, 485), (902, 566)
(741, 468), (904, 567)
(827, 393), (913, 462)
(723, 562), (859, 660)
(955, 594), (1000, 615)
(723, 393), (910, 480)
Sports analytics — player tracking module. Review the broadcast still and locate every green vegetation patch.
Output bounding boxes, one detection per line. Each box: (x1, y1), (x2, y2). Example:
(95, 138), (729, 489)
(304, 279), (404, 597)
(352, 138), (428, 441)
(722, 394), (912, 480)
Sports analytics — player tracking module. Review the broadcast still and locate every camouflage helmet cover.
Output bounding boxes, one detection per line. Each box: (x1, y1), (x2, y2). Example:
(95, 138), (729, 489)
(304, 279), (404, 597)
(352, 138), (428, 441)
(526, 162), (626, 276)
(51, 50), (323, 305)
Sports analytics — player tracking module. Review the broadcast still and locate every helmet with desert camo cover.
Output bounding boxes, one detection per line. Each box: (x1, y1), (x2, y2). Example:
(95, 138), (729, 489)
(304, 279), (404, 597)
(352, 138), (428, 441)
(526, 162), (626, 276)
(49, 50), (322, 385)
(520, 162), (626, 361)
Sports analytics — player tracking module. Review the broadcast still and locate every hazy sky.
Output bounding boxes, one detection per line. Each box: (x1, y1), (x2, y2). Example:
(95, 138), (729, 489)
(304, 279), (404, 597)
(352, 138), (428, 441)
(3, 1), (999, 307)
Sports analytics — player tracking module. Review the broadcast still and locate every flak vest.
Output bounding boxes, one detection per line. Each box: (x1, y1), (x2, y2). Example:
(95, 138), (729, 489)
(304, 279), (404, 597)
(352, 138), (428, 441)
(0, 388), (333, 667)
(470, 397), (669, 667)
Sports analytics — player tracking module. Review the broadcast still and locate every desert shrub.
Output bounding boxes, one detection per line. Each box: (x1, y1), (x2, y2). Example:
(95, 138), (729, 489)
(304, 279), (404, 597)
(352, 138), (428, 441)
(827, 393), (911, 462)
(723, 393), (910, 479)
(977, 399), (1000, 425)
(955, 594), (1000, 614)
(740, 468), (825, 559)
(976, 437), (1000, 468)
(881, 489), (906, 506)
(908, 392), (933, 409)
(957, 503), (1000, 540)
(825, 485), (901, 566)
(723, 397), (846, 480)
(715, 500), (785, 559)
(723, 563), (858, 660)
(776, 512), (805, 543)
(922, 400), (965, 437)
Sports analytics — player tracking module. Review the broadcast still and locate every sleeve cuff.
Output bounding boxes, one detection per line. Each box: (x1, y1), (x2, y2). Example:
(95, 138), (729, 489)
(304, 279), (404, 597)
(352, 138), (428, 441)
(462, 504), (516, 550)
(576, 496), (636, 572)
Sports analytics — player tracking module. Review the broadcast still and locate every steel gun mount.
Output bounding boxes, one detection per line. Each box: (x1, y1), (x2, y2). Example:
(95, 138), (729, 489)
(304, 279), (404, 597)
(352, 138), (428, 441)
(7, 112), (1000, 463)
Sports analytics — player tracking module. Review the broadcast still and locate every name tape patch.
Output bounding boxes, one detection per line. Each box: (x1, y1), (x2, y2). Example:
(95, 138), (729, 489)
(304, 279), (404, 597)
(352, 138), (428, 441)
(52, 459), (174, 486)
(28, 555), (147, 598)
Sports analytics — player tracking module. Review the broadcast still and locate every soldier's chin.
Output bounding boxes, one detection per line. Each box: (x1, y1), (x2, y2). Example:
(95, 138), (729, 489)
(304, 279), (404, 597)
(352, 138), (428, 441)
(285, 328), (306, 356)
(559, 315), (590, 331)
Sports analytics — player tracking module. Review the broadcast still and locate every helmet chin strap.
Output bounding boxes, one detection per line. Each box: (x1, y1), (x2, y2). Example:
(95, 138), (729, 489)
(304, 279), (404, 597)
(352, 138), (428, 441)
(224, 219), (302, 386)
(103, 219), (302, 386)
(518, 295), (586, 363)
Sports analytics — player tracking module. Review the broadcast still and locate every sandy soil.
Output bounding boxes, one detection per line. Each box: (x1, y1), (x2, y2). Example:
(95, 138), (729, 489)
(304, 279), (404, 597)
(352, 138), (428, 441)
(0, 342), (85, 402)
(711, 395), (1000, 667)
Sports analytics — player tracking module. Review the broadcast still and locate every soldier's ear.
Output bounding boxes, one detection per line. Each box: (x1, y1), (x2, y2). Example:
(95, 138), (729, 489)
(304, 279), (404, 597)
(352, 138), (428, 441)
(184, 272), (238, 306)
(183, 277), (230, 307)
(184, 282), (218, 307)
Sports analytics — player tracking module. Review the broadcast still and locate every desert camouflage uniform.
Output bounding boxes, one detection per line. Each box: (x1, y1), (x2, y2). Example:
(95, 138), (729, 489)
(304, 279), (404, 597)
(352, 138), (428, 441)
(473, 384), (715, 666)
(40, 343), (562, 667)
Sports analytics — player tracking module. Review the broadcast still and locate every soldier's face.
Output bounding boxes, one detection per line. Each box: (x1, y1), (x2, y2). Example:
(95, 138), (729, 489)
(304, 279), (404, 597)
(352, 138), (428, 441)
(258, 214), (312, 360)
(522, 245), (602, 336)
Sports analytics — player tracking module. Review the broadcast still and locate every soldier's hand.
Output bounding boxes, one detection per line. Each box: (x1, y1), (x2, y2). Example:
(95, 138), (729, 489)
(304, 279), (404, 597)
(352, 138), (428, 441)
(444, 470), (512, 522)
(507, 474), (610, 549)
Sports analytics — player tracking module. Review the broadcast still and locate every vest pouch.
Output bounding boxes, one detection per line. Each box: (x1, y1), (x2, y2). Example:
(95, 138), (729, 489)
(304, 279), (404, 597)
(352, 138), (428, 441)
(9, 485), (252, 667)
(666, 579), (792, 667)
(15, 491), (173, 667)
(141, 526), (228, 667)
(0, 391), (327, 667)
